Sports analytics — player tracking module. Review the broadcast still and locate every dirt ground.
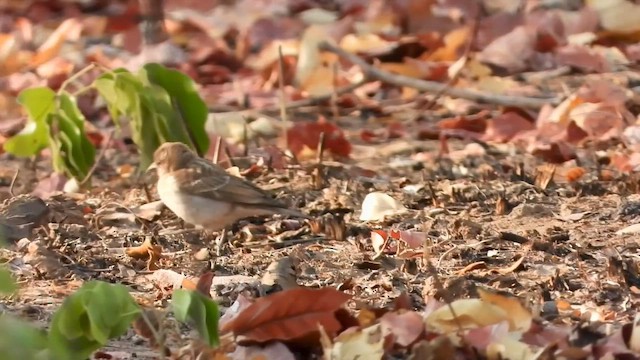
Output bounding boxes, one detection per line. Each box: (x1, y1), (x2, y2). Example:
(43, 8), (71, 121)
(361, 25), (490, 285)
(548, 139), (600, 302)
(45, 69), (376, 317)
(2, 108), (640, 358)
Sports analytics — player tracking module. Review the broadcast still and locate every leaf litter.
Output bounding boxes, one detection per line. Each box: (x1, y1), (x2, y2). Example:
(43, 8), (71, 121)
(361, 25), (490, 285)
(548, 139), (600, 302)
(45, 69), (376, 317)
(4, 0), (640, 359)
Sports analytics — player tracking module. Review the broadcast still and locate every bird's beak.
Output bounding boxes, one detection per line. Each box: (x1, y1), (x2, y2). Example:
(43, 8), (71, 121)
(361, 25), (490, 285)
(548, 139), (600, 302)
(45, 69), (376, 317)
(146, 163), (157, 173)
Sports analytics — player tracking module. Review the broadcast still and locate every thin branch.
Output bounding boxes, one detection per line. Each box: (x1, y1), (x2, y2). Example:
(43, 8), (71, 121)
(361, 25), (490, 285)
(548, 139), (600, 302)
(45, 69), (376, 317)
(79, 129), (114, 187)
(277, 46), (289, 151)
(9, 169), (19, 197)
(261, 79), (368, 113)
(423, 14), (480, 110)
(319, 41), (561, 109)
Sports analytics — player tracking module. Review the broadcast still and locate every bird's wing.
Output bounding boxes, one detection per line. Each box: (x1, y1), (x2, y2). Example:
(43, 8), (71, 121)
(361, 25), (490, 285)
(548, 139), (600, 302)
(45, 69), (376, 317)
(171, 165), (289, 209)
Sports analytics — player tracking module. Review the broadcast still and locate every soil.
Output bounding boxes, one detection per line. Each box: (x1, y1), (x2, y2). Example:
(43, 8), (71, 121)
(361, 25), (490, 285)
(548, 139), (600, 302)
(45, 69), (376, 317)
(2, 119), (640, 358)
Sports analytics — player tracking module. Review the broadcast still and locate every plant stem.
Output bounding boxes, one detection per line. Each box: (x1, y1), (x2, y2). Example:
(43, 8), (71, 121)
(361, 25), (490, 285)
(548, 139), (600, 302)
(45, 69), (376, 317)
(59, 63), (97, 94)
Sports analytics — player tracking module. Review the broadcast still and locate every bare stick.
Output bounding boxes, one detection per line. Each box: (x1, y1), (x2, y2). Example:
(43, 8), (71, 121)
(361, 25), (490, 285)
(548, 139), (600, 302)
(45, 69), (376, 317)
(212, 136), (223, 164)
(79, 129), (114, 187)
(261, 79), (367, 113)
(316, 132), (326, 163)
(319, 42), (560, 109)
(277, 46), (289, 151)
(9, 169), (19, 197)
(423, 15), (480, 110)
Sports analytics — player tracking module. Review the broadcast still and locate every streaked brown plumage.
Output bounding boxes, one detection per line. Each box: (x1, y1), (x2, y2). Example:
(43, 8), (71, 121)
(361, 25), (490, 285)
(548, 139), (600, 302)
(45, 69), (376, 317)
(150, 142), (305, 231)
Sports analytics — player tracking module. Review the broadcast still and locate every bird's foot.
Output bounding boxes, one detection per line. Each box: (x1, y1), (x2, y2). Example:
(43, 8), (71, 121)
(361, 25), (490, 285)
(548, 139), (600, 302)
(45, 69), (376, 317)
(215, 228), (229, 256)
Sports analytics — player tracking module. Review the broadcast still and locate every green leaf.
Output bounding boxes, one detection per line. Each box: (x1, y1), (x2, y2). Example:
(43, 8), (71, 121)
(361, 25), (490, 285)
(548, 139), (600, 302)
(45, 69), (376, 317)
(172, 289), (220, 347)
(93, 64), (209, 171)
(4, 87), (56, 157)
(140, 63), (210, 156)
(0, 267), (16, 294)
(48, 281), (141, 360)
(49, 93), (96, 180)
(0, 315), (49, 360)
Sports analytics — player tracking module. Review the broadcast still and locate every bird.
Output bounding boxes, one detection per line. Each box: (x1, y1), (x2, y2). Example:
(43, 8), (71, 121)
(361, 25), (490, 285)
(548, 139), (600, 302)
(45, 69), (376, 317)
(148, 142), (307, 253)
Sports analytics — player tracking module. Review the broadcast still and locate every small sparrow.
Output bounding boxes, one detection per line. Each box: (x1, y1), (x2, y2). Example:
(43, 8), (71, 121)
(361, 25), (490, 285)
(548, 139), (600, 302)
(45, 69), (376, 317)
(148, 142), (306, 235)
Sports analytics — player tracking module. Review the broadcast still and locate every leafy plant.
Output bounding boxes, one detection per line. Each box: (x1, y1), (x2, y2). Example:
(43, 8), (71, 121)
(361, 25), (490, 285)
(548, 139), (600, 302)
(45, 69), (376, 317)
(3, 88), (96, 181)
(47, 281), (141, 360)
(4, 63), (209, 180)
(0, 266), (17, 294)
(172, 289), (220, 347)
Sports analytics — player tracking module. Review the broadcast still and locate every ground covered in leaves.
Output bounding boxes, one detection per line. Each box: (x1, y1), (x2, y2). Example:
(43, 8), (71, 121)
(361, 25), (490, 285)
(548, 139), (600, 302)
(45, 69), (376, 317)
(4, 0), (640, 359)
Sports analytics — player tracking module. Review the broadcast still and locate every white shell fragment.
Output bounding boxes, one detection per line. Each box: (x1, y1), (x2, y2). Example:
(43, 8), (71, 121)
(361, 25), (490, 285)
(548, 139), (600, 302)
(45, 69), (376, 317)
(359, 192), (407, 221)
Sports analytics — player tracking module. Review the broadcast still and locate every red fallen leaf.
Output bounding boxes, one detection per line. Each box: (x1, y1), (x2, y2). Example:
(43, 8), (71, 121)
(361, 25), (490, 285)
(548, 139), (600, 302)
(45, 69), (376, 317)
(398, 231), (427, 249)
(477, 26), (537, 73)
(531, 141), (576, 164)
(483, 111), (535, 143)
(360, 129), (380, 143)
(535, 32), (559, 53)
(371, 230), (389, 254)
(438, 116), (487, 133)
(286, 116), (351, 159)
(86, 132), (104, 148)
(610, 153), (633, 173)
(221, 287), (352, 344)
(565, 121), (588, 144)
(388, 122), (405, 139)
(393, 292), (413, 311)
(195, 271), (214, 298)
(104, 3), (141, 33)
(438, 133), (449, 156)
(380, 310), (425, 347)
(464, 321), (510, 350)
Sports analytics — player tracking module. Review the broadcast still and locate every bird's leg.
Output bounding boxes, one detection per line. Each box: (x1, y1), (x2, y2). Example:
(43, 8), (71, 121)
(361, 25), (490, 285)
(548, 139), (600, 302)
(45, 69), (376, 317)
(215, 227), (229, 256)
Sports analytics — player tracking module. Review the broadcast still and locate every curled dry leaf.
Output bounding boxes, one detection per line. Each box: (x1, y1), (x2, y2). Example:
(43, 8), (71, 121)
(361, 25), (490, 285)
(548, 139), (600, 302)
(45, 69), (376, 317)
(232, 342), (295, 360)
(286, 116), (351, 160)
(220, 287), (352, 344)
(261, 257), (299, 290)
(477, 288), (532, 332)
(425, 298), (511, 333)
(359, 192), (407, 221)
(328, 324), (385, 360)
(380, 310), (424, 347)
(125, 236), (162, 260)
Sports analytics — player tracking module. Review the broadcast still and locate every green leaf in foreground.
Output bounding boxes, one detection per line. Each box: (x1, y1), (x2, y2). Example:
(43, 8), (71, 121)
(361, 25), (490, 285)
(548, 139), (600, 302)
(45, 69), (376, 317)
(0, 267), (16, 294)
(3, 87), (56, 156)
(172, 289), (220, 347)
(48, 281), (141, 360)
(0, 315), (49, 360)
(50, 93), (96, 180)
(140, 63), (209, 157)
(94, 65), (209, 170)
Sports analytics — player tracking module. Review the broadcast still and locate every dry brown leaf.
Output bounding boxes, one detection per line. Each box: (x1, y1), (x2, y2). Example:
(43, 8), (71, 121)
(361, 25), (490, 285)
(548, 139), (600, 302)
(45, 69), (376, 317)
(125, 236), (162, 260)
(220, 287), (352, 344)
(31, 18), (83, 67)
(477, 288), (532, 332)
(380, 310), (424, 347)
(328, 324), (385, 360)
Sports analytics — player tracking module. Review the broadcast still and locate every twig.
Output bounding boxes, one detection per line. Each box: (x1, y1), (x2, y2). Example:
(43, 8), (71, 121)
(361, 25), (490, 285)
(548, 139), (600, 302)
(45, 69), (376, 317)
(422, 15), (480, 110)
(277, 46), (289, 151)
(261, 79), (368, 113)
(330, 62), (340, 118)
(316, 132), (326, 163)
(79, 129), (114, 187)
(9, 169), (19, 197)
(224, 146), (236, 167)
(212, 136), (223, 164)
(319, 42), (560, 109)
(59, 63), (97, 93)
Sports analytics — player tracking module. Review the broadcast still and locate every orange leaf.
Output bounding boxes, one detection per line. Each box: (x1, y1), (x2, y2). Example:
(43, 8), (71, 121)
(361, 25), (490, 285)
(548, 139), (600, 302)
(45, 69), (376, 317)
(125, 237), (162, 260)
(286, 116), (351, 159)
(195, 271), (214, 298)
(31, 18), (83, 67)
(221, 287), (352, 344)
